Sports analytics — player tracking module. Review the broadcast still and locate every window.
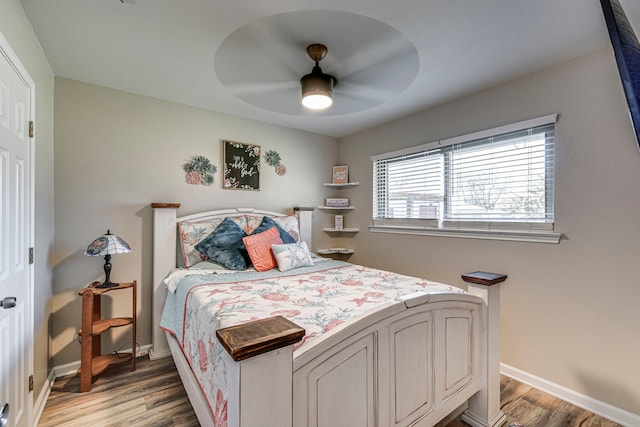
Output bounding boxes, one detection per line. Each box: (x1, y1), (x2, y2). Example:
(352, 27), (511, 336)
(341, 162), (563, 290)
(371, 115), (560, 243)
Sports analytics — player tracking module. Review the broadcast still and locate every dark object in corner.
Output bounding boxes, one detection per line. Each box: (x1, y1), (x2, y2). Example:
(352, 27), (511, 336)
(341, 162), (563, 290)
(600, 0), (640, 152)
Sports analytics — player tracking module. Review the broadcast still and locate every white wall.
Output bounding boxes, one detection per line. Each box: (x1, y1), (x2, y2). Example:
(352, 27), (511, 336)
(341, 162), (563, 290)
(52, 78), (339, 366)
(0, 0), (55, 404)
(339, 48), (640, 416)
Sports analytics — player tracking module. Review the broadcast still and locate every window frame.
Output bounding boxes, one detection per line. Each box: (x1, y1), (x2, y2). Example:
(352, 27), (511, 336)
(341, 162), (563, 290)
(370, 114), (562, 243)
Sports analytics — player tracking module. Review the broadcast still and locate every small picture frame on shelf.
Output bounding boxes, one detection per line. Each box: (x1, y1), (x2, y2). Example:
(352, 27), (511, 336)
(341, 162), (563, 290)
(334, 215), (343, 230)
(332, 165), (349, 184)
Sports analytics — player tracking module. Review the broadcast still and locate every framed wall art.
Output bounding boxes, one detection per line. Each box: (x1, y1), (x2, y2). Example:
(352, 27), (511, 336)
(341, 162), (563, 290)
(332, 165), (349, 184)
(223, 140), (261, 190)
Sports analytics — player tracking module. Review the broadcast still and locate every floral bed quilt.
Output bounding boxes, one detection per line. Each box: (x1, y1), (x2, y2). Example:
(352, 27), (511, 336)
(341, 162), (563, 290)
(159, 260), (464, 426)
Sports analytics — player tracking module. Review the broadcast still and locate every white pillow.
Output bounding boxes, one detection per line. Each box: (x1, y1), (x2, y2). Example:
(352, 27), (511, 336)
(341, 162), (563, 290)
(271, 241), (313, 272)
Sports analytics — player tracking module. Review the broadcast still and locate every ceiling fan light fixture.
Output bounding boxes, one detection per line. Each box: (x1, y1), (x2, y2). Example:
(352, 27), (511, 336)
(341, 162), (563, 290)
(300, 44), (336, 110)
(301, 68), (334, 110)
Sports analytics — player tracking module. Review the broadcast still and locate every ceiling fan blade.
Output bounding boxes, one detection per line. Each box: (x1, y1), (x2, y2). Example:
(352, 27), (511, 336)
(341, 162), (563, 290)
(336, 81), (393, 104)
(337, 29), (417, 78)
(216, 14), (310, 82)
(226, 80), (299, 97)
(249, 23), (309, 75)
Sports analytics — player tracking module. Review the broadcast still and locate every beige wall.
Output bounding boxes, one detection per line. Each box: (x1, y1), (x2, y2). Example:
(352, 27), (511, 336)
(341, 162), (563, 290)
(339, 49), (640, 415)
(52, 78), (339, 366)
(0, 0), (55, 406)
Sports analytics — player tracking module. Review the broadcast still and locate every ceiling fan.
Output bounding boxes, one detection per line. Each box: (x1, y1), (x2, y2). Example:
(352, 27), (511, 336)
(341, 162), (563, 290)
(213, 10), (419, 116)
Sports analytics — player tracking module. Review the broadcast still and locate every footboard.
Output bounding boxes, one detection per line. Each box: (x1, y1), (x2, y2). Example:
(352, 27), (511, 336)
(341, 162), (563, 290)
(215, 274), (507, 427)
(292, 293), (483, 427)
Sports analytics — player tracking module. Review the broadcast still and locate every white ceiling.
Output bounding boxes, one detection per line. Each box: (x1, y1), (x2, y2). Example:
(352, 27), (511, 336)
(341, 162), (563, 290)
(19, 0), (640, 138)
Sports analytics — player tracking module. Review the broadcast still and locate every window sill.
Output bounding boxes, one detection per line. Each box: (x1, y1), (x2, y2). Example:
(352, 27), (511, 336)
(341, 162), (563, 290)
(368, 224), (562, 244)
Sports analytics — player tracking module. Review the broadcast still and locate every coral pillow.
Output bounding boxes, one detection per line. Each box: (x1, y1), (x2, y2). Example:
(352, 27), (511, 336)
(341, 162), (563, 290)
(242, 226), (283, 271)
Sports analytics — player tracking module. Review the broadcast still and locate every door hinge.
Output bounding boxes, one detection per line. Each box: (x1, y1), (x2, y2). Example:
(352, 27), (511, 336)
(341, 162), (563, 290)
(29, 247), (34, 265)
(29, 121), (34, 138)
(28, 375), (33, 392)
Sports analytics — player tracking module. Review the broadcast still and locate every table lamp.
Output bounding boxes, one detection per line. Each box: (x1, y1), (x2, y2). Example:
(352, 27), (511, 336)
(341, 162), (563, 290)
(84, 230), (132, 288)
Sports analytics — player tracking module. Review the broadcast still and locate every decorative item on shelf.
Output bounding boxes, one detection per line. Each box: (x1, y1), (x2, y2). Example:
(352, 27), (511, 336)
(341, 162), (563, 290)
(264, 149), (287, 176)
(334, 215), (343, 230)
(183, 155), (217, 186)
(332, 165), (348, 184)
(325, 197), (349, 208)
(223, 140), (261, 190)
(84, 230), (132, 288)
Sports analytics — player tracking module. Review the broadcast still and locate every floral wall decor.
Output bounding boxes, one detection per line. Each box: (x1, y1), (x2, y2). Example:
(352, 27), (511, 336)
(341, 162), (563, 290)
(183, 155), (217, 186)
(264, 149), (287, 176)
(223, 140), (261, 190)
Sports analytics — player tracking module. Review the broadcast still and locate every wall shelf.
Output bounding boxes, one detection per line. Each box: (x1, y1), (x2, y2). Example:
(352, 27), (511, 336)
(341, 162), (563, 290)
(323, 182), (360, 188)
(318, 206), (354, 211)
(320, 176), (358, 255)
(323, 227), (360, 233)
(78, 281), (136, 392)
(317, 248), (355, 255)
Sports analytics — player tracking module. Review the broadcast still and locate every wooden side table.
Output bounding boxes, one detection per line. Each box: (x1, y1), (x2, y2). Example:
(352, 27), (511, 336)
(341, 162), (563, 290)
(78, 280), (137, 392)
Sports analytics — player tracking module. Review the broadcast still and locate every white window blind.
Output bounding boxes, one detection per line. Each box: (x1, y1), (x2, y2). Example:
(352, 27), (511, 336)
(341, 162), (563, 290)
(372, 115), (556, 231)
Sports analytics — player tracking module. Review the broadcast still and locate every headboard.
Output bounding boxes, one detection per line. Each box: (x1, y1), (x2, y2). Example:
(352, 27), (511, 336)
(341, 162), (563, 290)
(149, 204), (313, 358)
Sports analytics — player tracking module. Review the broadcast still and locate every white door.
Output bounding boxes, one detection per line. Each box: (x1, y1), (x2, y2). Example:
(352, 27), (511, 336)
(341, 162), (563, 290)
(0, 33), (34, 427)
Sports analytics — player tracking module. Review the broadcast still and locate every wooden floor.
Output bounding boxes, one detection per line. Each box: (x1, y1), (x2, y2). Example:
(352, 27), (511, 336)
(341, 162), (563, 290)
(39, 355), (623, 427)
(38, 356), (198, 427)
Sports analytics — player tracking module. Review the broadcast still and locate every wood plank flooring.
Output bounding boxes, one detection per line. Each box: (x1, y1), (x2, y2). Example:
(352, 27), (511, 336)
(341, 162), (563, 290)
(39, 355), (624, 427)
(38, 356), (198, 427)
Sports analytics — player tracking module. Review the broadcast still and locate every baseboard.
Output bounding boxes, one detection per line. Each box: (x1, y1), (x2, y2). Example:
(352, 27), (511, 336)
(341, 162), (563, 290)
(148, 348), (172, 360)
(53, 344), (152, 378)
(501, 363), (640, 427)
(32, 369), (55, 426)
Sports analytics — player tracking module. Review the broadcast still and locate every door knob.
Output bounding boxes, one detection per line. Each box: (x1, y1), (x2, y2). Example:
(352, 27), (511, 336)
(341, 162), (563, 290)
(0, 297), (16, 309)
(0, 403), (8, 427)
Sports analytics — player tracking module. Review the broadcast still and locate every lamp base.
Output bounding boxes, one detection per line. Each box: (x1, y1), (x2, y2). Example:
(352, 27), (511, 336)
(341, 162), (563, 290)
(97, 254), (118, 288)
(96, 281), (119, 289)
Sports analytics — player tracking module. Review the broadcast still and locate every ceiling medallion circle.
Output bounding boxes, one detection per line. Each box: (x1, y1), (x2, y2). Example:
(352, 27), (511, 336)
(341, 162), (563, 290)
(214, 10), (419, 116)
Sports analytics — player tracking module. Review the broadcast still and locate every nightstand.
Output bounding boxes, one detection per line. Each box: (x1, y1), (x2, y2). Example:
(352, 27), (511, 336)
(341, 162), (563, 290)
(78, 280), (137, 392)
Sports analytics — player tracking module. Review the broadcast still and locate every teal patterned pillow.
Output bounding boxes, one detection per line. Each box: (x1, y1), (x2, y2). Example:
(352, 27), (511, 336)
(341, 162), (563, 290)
(178, 215), (245, 268)
(252, 216), (296, 244)
(178, 220), (223, 268)
(195, 217), (248, 270)
(271, 241), (314, 272)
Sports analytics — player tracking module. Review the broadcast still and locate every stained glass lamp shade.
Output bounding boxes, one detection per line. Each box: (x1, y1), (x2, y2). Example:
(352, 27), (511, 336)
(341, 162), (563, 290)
(84, 230), (132, 288)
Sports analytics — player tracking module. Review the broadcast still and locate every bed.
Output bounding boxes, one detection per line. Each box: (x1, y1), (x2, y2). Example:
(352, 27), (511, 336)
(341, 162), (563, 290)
(149, 203), (507, 427)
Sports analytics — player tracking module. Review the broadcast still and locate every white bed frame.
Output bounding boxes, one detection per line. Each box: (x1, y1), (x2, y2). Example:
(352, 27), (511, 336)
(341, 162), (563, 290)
(150, 204), (507, 427)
